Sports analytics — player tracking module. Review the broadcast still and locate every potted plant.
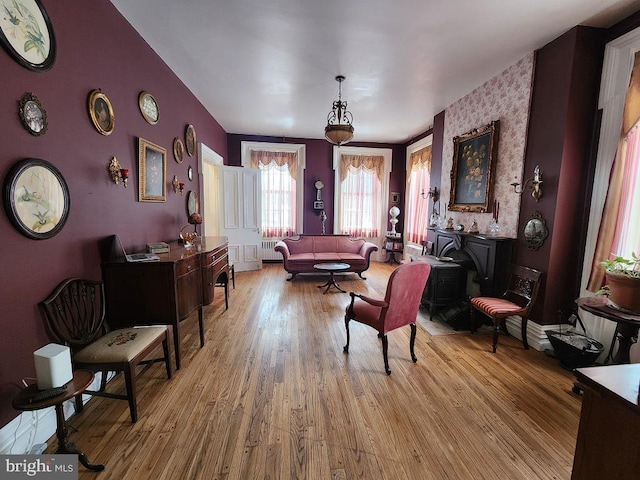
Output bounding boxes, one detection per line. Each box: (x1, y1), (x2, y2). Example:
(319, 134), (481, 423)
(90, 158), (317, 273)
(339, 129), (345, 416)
(599, 252), (640, 313)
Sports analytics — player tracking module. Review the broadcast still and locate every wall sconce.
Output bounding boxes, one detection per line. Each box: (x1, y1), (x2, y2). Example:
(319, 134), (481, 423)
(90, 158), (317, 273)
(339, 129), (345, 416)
(108, 156), (127, 187)
(511, 165), (543, 201)
(172, 175), (184, 194)
(420, 186), (439, 202)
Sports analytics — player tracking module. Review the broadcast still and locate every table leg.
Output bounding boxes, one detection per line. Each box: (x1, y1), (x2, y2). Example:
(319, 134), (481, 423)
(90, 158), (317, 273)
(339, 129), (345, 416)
(54, 404), (104, 471)
(317, 272), (346, 294)
(611, 323), (639, 364)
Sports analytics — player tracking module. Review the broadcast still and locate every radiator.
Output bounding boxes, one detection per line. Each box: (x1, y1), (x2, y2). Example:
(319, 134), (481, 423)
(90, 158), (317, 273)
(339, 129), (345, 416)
(261, 238), (283, 261)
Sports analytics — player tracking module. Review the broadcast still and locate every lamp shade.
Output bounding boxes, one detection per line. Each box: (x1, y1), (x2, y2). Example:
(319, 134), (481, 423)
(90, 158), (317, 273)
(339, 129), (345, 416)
(325, 124), (354, 145)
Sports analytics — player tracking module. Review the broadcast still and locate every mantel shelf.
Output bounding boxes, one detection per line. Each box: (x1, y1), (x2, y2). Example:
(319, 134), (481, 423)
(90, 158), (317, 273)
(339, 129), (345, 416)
(428, 228), (515, 242)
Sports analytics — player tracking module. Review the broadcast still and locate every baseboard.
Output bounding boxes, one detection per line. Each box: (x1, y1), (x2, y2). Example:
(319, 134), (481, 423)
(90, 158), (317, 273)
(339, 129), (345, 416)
(504, 316), (564, 352)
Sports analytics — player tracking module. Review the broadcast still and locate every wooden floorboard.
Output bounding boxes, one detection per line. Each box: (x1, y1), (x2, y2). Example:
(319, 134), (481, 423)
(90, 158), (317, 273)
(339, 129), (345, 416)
(60, 262), (582, 479)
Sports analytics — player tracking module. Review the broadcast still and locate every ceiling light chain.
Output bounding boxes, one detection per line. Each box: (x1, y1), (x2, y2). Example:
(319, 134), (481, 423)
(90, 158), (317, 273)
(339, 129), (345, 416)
(325, 75), (354, 145)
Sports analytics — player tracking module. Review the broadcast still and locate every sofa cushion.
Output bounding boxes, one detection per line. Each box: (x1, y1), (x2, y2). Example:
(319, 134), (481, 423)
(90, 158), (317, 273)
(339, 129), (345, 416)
(314, 252), (342, 262)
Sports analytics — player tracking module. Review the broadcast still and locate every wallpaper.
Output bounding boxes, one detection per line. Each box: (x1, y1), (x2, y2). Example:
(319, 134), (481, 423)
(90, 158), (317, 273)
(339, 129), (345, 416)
(440, 53), (535, 238)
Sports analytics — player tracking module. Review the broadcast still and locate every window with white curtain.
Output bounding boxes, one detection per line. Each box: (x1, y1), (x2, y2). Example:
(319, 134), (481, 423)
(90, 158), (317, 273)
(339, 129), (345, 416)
(241, 142), (306, 238)
(333, 146), (392, 241)
(405, 138), (433, 245)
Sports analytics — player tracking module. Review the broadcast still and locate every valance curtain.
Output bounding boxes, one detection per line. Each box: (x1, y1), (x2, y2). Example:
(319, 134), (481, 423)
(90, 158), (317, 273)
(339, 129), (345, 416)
(339, 154), (383, 238)
(587, 51), (640, 291)
(406, 146), (432, 244)
(250, 150), (297, 238)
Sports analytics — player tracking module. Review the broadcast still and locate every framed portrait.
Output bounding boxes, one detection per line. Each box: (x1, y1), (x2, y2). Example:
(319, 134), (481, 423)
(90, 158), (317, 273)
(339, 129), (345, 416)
(449, 120), (500, 213)
(0, 0), (56, 72)
(173, 137), (185, 164)
(138, 137), (166, 202)
(18, 92), (47, 136)
(88, 90), (115, 136)
(2, 158), (70, 239)
(139, 91), (159, 125)
(185, 124), (196, 156)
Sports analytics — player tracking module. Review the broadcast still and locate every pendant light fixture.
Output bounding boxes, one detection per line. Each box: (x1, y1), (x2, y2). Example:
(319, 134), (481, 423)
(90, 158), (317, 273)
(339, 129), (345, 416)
(325, 75), (354, 145)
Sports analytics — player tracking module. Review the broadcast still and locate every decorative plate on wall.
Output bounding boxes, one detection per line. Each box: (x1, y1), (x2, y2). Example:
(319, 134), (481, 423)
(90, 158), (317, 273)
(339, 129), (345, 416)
(0, 0), (56, 72)
(2, 158), (70, 239)
(185, 124), (196, 156)
(18, 92), (47, 136)
(173, 137), (184, 163)
(139, 91), (159, 125)
(88, 90), (115, 136)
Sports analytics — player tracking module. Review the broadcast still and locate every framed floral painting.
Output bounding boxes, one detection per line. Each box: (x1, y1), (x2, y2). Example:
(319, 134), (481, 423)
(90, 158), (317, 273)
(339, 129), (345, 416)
(138, 137), (166, 202)
(0, 0), (56, 71)
(448, 120), (500, 213)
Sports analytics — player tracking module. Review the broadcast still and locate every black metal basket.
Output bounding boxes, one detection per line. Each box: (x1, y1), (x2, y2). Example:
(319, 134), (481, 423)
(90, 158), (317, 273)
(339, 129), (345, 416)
(545, 330), (604, 370)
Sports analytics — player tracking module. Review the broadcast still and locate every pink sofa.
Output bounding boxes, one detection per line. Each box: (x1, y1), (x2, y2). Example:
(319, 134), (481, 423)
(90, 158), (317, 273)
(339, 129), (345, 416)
(274, 235), (378, 280)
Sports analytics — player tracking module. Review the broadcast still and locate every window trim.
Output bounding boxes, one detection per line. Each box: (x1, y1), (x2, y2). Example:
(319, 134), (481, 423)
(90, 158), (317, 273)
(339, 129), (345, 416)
(241, 141), (306, 234)
(405, 135), (433, 244)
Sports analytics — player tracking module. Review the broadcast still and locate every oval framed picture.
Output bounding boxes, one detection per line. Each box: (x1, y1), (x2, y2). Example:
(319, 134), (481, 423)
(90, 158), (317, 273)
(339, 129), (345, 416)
(173, 137), (185, 164)
(88, 90), (115, 136)
(188, 165), (193, 181)
(18, 92), (48, 136)
(0, 0), (56, 72)
(185, 124), (196, 157)
(2, 158), (70, 240)
(139, 91), (159, 125)
(187, 190), (199, 216)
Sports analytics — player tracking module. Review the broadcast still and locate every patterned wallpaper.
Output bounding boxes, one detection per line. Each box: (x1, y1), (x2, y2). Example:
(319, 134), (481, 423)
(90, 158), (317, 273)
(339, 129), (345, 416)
(440, 53), (535, 238)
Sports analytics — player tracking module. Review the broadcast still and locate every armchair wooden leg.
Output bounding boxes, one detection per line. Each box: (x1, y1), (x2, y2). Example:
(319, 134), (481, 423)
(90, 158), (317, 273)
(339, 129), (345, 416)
(409, 323), (417, 363)
(343, 316), (351, 353)
(521, 317), (530, 350)
(381, 334), (391, 375)
(124, 365), (137, 423)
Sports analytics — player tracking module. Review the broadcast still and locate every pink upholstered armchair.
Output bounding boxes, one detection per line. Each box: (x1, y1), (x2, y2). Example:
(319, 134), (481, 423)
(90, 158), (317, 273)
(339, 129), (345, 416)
(343, 262), (431, 375)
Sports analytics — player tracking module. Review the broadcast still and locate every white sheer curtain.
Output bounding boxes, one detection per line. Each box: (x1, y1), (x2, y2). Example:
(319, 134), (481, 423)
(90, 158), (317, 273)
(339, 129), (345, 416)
(405, 146), (432, 244)
(339, 154), (383, 238)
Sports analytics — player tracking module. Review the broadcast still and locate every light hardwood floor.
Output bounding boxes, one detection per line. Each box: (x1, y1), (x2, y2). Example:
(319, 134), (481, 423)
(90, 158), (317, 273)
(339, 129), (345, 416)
(63, 262), (582, 479)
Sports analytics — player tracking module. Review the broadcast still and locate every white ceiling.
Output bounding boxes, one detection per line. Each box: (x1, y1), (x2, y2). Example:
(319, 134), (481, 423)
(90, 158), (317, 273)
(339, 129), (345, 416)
(111, 0), (639, 144)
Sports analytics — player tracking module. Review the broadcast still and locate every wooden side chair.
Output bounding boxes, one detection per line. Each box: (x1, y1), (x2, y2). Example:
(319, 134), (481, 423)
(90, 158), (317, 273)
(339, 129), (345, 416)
(39, 278), (172, 423)
(469, 265), (543, 353)
(343, 262), (431, 375)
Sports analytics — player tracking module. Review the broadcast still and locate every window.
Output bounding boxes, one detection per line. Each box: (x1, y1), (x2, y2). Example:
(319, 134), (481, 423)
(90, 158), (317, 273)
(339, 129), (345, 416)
(405, 139), (433, 244)
(241, 142), (306, 238)
(333, 146), (392, 241)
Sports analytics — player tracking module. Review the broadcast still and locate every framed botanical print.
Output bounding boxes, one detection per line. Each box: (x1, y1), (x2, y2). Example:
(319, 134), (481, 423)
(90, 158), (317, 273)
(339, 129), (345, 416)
(449, 120), (500, 213)
(185, 124), (196, 156)
(88, 90), (115, 136)
(0, 0), (56, 72)
(2, 158), (70, 239)
(18, 92), (47, 136)
(138, 137), (166, 202)
(139, 91), (159, 125)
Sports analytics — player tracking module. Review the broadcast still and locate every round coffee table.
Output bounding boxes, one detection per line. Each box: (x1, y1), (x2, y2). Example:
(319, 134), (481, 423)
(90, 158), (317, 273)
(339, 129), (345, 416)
(314, 262), (350, 294)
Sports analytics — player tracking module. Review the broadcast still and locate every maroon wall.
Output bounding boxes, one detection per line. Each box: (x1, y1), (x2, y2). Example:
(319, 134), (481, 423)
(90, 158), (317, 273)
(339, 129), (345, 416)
(227, 135), (406, 235)
(0, 0), (227, 427)
(514, 26), (605, 324)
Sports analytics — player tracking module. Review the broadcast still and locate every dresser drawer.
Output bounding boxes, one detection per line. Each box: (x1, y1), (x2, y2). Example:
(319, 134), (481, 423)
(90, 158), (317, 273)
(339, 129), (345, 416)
(176, 256), (200, 276)
(203, 247), (227, 266)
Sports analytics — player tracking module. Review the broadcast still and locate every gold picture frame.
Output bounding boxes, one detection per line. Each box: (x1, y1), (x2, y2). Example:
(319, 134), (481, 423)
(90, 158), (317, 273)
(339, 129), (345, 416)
(138, 137), (166, 202)
(88, 90), (115, 136)
(185, 124), (196, 156)
(449, 120), (500, 213)
(173, 137), (185, 163)
(138, 91), (159, 125)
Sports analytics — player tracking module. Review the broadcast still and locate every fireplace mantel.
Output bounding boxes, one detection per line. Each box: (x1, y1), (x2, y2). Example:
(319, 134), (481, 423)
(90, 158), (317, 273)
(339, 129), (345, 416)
(430, 229), (515, 296)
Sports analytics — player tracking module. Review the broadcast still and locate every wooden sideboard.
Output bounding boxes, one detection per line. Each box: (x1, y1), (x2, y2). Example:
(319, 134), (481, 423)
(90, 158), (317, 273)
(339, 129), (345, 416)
(103, 236), (229, 370)
(572, 364), (640, 479)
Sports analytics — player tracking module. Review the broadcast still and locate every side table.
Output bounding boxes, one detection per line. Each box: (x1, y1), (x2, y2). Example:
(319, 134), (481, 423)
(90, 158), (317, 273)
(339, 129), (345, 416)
(13, 370), (105, 472)
(314, 262), (350, 294)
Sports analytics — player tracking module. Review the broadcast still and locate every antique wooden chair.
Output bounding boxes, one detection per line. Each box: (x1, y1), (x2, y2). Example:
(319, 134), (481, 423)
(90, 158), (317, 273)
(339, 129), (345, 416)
(39, 278), (172, 423)
(469, 265), (543, 353)
(343, 262), (431, 375)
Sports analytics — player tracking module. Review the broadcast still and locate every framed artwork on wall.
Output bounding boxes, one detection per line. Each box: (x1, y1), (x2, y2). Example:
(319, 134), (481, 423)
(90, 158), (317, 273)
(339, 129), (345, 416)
(185, 124), (196, 156)
(449, 120), (500, 213)
(2, 158), (70, 239)
(138, 137), (166, 202)
(138, 91), (159, 125)
(0, 0), (56, 72)
(18, 92), (47, 136)
(173, 137), (184, 163)
(88, 90), (115, 136)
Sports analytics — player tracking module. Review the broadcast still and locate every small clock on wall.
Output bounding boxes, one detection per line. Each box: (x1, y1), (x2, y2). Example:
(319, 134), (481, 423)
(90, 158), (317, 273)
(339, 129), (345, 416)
(314, 180), (324, 210)
(138, 91), (159, 125)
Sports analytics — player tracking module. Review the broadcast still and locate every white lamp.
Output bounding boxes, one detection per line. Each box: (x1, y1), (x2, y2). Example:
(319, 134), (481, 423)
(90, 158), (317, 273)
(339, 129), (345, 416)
(34, 343), (73, 389)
